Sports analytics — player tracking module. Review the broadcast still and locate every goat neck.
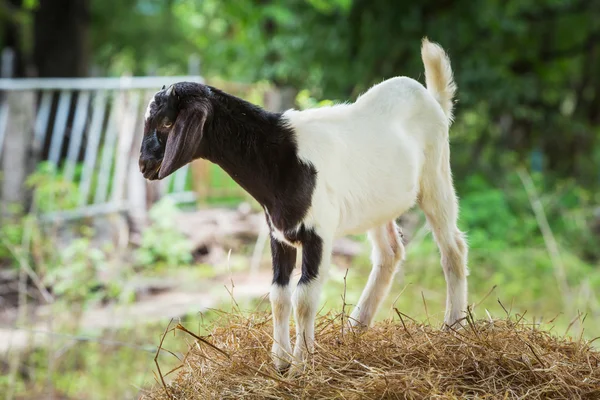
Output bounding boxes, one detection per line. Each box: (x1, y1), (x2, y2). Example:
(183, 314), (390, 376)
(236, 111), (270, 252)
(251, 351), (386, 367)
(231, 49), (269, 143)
(200, 89), (317, 228)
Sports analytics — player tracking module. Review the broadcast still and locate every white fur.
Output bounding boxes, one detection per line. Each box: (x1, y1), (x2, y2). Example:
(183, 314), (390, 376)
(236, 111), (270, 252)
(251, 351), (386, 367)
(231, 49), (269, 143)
(144, 97), (154, 122)
(269, 284), (293, 370)
(270, 39), (469, 370)
(285, 76), (437, 237)
(349, 222), (405, 329)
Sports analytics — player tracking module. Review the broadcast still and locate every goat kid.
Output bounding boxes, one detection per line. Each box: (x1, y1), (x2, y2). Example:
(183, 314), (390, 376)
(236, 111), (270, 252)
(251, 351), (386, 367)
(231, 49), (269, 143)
(139, 38), (469, 373)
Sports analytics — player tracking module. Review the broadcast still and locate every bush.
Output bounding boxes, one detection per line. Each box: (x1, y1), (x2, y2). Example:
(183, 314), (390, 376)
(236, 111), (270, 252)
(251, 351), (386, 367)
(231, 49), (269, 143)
(134, 198), (194, 268)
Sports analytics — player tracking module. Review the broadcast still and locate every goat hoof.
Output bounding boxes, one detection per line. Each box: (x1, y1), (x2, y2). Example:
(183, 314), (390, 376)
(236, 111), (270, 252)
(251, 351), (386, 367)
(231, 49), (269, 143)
(275, 362), (290, 375)
(442, 316), (467, 331)
(287, 362), (306, 378)
(272, 343), (292, 374)
(345, 321), (368, 335)
(272, 356), (292, 374)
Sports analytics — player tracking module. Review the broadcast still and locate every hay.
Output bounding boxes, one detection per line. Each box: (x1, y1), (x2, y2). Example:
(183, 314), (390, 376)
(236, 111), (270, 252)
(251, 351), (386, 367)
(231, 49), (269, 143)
(143, 309), (600, 400)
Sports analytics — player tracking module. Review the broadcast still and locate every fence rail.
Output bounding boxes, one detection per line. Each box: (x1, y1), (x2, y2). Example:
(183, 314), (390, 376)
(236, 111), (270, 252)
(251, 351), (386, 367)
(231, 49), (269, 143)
(0, 74), (206, 221)
(0, 47), (293, 225)
(0, 76), (204, 90)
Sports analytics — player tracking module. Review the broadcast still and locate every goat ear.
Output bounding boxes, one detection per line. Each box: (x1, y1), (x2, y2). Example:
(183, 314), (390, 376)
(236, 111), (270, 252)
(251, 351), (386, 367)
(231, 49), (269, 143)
(158, 105), (207, 180)
(161, 85), (166, 90)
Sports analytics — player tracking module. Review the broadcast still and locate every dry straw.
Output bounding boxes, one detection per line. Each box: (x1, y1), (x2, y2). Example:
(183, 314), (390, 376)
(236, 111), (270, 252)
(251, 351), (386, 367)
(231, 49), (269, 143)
(142, 302), (599, 400)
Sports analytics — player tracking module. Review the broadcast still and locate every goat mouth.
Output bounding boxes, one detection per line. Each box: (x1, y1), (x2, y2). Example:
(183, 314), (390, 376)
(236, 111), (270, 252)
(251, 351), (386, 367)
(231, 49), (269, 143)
(142, 161), (162, 180)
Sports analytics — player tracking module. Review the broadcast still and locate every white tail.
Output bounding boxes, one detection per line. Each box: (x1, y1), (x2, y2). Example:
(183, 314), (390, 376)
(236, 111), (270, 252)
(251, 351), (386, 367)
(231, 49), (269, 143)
(421, 37), (457, 123)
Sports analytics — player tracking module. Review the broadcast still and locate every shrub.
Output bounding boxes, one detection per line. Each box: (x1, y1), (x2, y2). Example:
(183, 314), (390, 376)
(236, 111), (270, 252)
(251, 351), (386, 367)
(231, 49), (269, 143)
(134, 198), (194, 268)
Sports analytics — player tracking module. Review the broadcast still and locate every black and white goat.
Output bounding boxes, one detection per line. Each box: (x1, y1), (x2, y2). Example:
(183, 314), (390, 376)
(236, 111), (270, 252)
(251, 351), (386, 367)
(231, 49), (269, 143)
(139, 38), (468, 373)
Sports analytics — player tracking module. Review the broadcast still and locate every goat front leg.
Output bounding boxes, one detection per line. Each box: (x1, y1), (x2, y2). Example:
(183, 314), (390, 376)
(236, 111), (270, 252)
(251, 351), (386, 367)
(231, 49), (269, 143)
(291, 228), (332, 373)
(269, 235), (297, 373)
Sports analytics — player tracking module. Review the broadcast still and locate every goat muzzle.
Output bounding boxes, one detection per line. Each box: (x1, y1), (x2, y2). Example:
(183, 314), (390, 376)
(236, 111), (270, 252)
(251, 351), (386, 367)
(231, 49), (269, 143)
(139, 158), (162, 180)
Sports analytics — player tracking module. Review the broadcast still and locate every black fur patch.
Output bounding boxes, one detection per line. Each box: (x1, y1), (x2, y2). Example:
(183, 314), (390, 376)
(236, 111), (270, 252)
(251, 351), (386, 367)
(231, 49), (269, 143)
(270, 235), (297, 286)
(197, 84), (317, 232)
(299, 228), (323, 285)
(140, 82), (320, 283)
(268, 223), (324, 285)
(142, 83), (317, 228)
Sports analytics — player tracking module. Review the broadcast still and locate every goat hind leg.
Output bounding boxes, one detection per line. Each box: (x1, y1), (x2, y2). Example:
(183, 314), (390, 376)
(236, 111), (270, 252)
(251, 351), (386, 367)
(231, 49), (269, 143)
(349, 221), (404, 329)
(419, 150), (469, 328)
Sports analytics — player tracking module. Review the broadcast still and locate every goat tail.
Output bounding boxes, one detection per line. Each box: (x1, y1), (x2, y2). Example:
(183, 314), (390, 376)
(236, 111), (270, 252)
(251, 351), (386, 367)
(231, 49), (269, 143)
(421, 37), (456, 123)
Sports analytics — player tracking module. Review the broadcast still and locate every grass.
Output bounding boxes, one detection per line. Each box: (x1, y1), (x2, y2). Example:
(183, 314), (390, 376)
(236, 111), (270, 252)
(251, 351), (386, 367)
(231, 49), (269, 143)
(141, 307), (600, 399)
(4, 232), (599, 399)
(1, 316), (183, 400)
(324, 235), (600, 344)
(0, 305), (242, 400)
(4, 165), (599, 399)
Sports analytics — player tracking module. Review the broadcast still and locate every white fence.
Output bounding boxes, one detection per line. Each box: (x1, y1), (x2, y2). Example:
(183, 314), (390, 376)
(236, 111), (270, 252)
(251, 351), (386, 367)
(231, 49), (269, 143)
(0, 74), (204, 221)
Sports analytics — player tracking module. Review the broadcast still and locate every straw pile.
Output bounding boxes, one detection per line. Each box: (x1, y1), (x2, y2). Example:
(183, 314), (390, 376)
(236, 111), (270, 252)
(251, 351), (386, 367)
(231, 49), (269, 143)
(143, 310), (600, 400)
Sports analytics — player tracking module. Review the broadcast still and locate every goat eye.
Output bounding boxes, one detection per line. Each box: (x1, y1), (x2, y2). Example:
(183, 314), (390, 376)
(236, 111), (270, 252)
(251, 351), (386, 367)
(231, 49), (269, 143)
(164, 121), (173, 128)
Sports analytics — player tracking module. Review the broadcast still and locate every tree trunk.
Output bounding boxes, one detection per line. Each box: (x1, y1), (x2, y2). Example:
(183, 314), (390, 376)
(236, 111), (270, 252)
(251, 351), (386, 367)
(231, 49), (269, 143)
(33, 0), (92, 162)
(33, 0), (90, 77)
(1, 0), (31, 77)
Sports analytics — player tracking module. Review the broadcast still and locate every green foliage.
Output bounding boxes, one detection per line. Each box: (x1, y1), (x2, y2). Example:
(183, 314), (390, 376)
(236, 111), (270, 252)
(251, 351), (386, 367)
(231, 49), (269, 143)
(306, 0), (352, 14)
(0, 163), (78, 263)
(0, 316), (194, 400)
(457, 174), (540, 251)
(0, 162), (125, 305)
(456, 171), (599, 263)
(22, 0), (39, 10)
(83, 0), (600, 187)
(43, 230), (120, 305)
(296, 89), (336, 110)
(324, 223), (600, 343)
(26, 162), (79, 213)
(0, 213), (26, 262)
(134, 198), (194, 267)
(2, 2), (600, 395)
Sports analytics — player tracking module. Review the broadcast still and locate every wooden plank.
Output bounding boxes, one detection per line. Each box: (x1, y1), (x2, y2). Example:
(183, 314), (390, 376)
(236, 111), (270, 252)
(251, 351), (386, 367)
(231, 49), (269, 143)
(190, 159), (211, 203)
(163, 191), (197, 204)
(93, 91), (123, 204)
(48, 90), (72, 165)
(40, 202), (129, 222)
(173, 164), (190, 193)
(1, 48), (14, 78)
(0, 76), (204, 91)
(160, 171), (173, 196)
(126, 90), (154, 234)
(0, 100), (9, 160)
(64, 91), (91, 181)
(111, 90), (140, 202)
(32, 91), (53, 160)
(78, 90), (107, 206)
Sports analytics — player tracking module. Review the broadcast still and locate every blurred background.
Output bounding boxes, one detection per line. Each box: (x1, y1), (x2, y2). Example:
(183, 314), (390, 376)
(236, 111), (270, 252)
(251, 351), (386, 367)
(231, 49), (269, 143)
(0, 0), (599, 399)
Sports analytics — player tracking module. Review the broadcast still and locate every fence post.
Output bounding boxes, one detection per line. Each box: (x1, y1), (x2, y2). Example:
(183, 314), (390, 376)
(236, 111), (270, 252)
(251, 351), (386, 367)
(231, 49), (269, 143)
(126, 90), (156, 242)
(190, 160), (211, 204)
(186, 56), (212, 204)
(1, 92), (36, 215)
(264, 86), (297, 112)
(188, 54), (201, 76)
(1, 49), (36, 216)
(1, 48), (14, 78)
